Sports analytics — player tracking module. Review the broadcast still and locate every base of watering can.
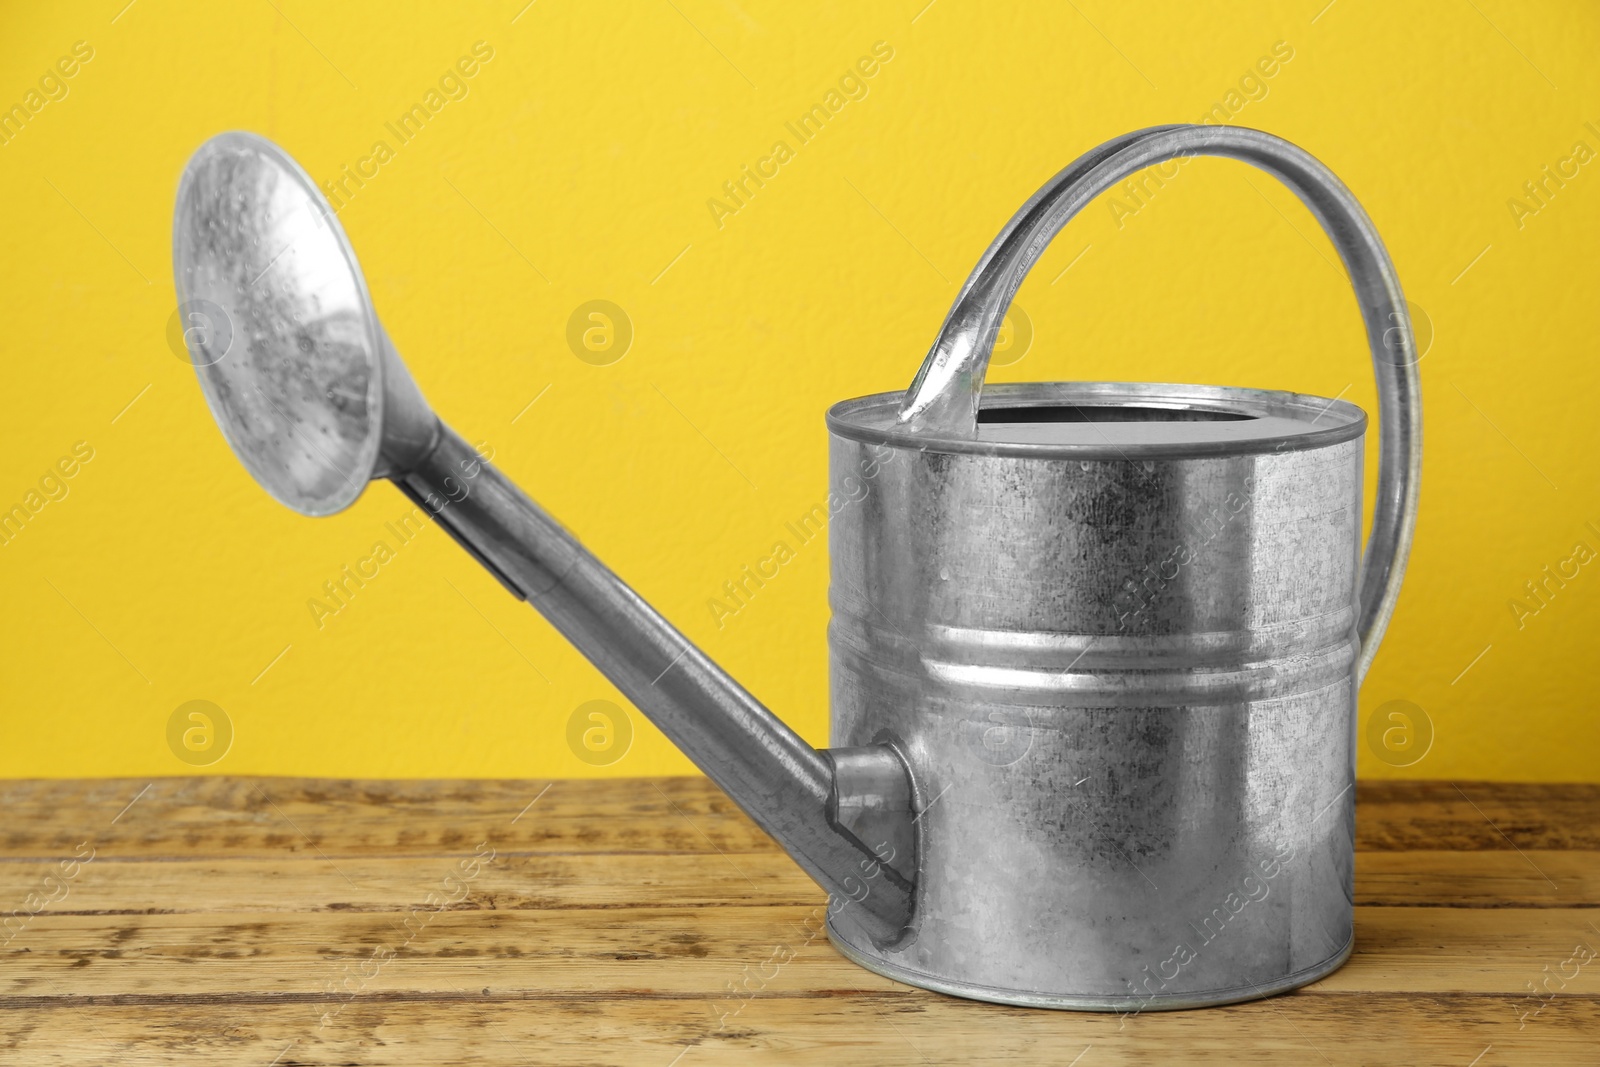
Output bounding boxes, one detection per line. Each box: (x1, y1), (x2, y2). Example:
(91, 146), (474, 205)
(826, 925), (1354, 1012)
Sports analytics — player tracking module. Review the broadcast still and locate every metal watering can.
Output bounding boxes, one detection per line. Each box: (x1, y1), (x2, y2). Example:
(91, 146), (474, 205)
(174, 124), (1419, 1011)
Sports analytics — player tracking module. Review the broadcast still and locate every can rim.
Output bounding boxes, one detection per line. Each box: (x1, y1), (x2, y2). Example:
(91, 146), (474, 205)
(827, 381), (1366, 459)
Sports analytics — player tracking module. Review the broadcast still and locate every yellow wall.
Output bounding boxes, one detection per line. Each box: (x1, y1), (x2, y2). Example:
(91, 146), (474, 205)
(3, 1), (1597, 782)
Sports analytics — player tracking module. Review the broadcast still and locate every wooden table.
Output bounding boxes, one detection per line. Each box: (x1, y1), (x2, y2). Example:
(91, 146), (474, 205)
(1, 777), (1595, 1065)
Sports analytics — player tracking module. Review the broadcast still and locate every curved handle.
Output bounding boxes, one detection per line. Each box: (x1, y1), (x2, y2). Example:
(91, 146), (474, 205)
(900, 124), (1421, 680)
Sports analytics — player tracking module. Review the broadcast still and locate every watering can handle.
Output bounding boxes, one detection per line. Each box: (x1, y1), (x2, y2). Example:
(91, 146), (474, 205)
(898, 124), (1421, 680)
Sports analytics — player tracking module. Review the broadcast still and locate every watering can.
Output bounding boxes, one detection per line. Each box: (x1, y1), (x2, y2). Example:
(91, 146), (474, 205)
(173, 124), (1419, 1011)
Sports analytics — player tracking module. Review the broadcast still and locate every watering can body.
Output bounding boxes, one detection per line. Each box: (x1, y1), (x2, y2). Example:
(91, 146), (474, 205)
(826, 383), (1365, 1008)
(173, 123), (1419, 1011)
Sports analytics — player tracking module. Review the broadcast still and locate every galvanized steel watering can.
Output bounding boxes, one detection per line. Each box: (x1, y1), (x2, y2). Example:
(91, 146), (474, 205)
(175, 124), (1419, 1011)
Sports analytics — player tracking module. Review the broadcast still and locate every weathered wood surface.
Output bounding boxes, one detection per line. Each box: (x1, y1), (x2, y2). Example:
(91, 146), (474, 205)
(0, 777), (1595, 1065)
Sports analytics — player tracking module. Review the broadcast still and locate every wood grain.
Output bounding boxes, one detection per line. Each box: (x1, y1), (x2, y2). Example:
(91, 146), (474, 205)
(0, 776), (1595, 1065)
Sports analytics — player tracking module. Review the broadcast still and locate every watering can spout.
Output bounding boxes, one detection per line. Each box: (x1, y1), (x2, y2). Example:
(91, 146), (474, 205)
(388, 423), (919, 943)
(173, 131), (917, 944)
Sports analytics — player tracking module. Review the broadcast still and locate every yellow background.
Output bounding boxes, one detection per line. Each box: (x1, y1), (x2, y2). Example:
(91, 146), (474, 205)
(2, 1), (1597, 782)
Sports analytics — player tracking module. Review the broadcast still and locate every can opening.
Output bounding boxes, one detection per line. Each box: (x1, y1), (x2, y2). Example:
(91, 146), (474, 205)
(977, 403), (1256, 425)
(828, 383), (1363, 458)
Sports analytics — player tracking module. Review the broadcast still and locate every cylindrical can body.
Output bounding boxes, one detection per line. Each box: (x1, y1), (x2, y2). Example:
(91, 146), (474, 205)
(825, 383), (1364, 1010)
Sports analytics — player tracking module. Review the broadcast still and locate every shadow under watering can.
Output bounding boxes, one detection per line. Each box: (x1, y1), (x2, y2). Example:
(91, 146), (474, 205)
(172, 123), (1419, 1010)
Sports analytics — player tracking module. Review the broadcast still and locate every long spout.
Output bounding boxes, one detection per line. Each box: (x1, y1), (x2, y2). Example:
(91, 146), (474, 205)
(172, 130), (914, 944)
(399, 423), (915, 941)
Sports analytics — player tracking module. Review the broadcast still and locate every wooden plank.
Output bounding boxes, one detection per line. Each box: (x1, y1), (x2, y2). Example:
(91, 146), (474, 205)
(0, 852), (820, 915)
(0, 777), (778, 861)
(1356, 780), (1600, 851)
(0, 994), (1592, 1067)
(2, 907), (1596, 999)
(2, 851), (1595, 918)
(4, 777), (1598, 860)
(0, 906), (882, 1001)
(1355, 850), (1600, 907)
